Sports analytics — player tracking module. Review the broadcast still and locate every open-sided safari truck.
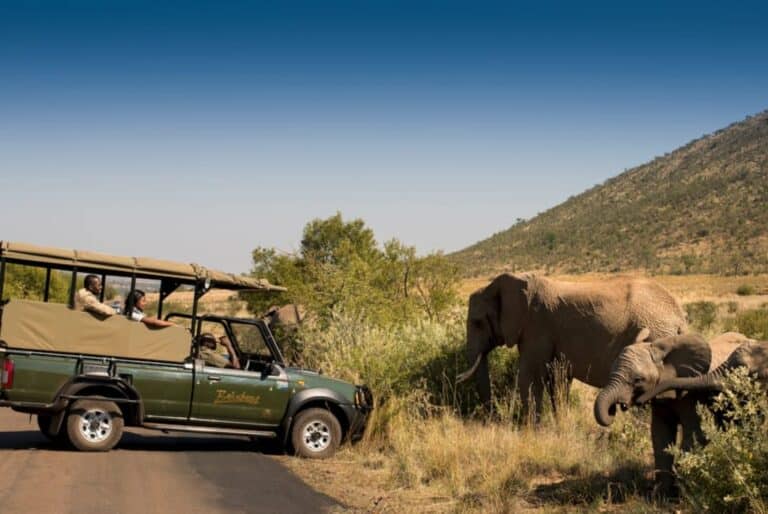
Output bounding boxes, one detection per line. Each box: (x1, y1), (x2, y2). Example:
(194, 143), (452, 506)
(0, 241), (372, 457)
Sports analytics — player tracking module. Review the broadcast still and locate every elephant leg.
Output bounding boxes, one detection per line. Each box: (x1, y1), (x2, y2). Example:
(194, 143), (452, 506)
(651, 402), (679, 495)
(517, 356), (549, 424)
(545, 355), (573, 414)
(680, 395), (708, 451)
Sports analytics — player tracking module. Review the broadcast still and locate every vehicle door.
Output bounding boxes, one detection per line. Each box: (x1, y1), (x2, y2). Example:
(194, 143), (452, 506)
(189, 320), (291, 427)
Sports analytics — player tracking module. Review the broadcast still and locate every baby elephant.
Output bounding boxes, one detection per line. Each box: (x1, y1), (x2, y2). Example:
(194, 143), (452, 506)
(594, 332), (751, 493)
(641, 339), (768, 399)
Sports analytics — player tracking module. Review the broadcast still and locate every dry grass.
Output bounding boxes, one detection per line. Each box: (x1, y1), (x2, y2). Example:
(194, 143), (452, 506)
(145, 289), (252, 318)
(180, 274), (768, 512)
(283, 384), (665, 513)
(281, 274), (768, 513)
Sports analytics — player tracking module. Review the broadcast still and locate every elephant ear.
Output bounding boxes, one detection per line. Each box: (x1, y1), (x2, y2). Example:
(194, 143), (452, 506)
(649, 334), (712, 382)
(489, 274), (529, 346)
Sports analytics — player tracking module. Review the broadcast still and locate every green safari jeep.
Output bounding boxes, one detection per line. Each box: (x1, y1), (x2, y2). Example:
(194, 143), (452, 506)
(0, 241), (372, 458)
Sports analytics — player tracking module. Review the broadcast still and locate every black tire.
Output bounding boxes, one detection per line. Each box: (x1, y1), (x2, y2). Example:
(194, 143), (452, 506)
(66, 399), (124, 452)
(290, 408), (342, 459)
(36, 414), (70, 445)
(37, 414), (55, 439)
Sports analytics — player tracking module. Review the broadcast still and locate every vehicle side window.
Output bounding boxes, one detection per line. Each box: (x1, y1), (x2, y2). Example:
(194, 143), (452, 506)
(230, 323), (269, 355)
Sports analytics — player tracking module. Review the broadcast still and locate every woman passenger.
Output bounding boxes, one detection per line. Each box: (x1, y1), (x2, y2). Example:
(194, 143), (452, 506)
(124, 289), (175, 328)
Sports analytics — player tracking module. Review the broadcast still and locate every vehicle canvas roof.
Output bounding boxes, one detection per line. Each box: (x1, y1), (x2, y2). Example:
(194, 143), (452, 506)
(0, 241), (285, 292)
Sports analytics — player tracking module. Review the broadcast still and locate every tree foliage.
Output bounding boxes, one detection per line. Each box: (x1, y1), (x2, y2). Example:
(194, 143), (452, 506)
(671, 368), (768, 513)
(241, 212), (460, 328)
(2, 264), (70, 303)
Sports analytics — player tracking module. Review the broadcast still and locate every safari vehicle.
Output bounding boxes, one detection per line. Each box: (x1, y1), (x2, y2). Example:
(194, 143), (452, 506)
(0, 241), (372, 458)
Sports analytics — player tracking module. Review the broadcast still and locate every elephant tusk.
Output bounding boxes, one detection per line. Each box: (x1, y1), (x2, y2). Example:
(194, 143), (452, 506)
(456, 354), (484, 383)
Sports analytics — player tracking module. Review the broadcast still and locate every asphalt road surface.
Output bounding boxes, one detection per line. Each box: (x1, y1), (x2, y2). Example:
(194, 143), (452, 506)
(0, 409), (339, 514)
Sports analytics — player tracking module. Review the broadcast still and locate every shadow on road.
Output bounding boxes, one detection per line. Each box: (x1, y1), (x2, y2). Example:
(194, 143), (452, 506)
(0, 429), (53, 450)
(0, 428), (285, 455)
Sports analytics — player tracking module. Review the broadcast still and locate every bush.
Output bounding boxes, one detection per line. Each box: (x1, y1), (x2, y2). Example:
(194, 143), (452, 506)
(734, 309), (768, 340)
(672, 368), (768, 513)
(685, 301), (718, 332)
(242, 213), (460, 328)
(736, 285), (756, 296)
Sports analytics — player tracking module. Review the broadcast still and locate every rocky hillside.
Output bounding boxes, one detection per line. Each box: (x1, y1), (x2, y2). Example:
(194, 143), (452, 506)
(452, 110), (768, 277)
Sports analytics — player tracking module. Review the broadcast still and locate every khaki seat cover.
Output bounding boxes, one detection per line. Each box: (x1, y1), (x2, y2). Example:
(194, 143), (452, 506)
(0, 300), (190, 362)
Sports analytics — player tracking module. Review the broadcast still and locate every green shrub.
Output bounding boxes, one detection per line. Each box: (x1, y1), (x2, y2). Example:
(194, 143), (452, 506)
(3, 264), (70, 303)
(736, 284), (756, 296)
(672, 368), (768, 513)
(734, 309), (768, 340)
(685, 301), (718, 332)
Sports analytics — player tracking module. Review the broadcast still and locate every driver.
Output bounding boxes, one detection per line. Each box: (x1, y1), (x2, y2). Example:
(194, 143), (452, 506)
(198, 333), (241, 369)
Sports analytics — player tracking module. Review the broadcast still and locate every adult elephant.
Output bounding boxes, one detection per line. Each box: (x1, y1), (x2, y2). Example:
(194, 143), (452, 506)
(594, 332), (752, 492)
(263, 304), (307, 331)
(456, 273), (687, 418)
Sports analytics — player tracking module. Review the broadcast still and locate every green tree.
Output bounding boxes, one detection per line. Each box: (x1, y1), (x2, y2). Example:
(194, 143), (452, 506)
(3, 264), (70, 303)
(242, 213), (460, 328)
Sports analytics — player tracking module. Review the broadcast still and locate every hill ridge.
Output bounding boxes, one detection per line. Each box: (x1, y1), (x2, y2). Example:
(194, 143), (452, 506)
(451, 109), (768, 277)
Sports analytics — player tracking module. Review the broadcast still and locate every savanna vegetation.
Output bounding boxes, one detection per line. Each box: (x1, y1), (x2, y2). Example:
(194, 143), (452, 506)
(3, 212), (767, 511)
(235, 213), (768, 513)
(451, 110), (768, 278)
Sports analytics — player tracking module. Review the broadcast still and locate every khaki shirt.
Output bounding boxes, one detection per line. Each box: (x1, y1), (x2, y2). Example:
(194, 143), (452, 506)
(200, 347), (231, 368)
(74, 288), (115, 317)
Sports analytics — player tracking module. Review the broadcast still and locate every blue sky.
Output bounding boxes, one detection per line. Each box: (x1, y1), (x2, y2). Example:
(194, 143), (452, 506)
(1, 1), (767, 273)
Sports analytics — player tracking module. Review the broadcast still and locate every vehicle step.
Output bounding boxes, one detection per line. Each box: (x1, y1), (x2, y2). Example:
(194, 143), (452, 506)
(142, 422), (277, 438)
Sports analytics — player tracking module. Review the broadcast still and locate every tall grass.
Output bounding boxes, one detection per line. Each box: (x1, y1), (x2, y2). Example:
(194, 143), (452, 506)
(294, 302), (768, 511)
(292, 312), (661, 511)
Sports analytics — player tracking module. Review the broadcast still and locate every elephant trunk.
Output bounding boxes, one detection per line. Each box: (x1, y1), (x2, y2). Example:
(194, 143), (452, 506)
(474, 354), (491, 408)
(639, 368), (726, 403)
(594, 382), (627, 427)
(458, 338), (492, 408)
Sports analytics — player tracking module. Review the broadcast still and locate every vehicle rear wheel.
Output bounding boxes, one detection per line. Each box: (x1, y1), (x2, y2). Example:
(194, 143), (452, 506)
(66, 399), (124, 452)
(291, 408), (341, 459)
(37, 414), (54, 438)
(37, 414), (69, 445)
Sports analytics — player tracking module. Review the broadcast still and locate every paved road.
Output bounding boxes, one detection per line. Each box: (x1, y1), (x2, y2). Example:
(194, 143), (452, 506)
(0, 409), (338, 514)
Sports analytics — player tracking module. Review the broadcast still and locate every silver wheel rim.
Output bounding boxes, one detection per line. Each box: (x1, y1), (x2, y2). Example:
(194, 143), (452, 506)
(301, 419), (332, 452)
(78, 408), (113, 443)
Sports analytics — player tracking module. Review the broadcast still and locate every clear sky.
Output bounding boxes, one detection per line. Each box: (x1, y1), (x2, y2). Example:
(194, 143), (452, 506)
(1, 1), (767, 273)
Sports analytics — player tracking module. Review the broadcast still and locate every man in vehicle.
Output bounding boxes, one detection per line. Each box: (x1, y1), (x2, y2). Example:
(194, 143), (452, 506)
(74, 275), (116, 318)
(198, 333), (240, 369)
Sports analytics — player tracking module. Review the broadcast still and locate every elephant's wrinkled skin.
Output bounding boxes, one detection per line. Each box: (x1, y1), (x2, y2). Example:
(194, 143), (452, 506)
(457, 273), (687, 419)
(646, 338), (768, 398)
(595, 332), (750, 492)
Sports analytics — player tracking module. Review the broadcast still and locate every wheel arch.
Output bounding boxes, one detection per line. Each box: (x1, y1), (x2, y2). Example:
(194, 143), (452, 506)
(55, 378), (144, 426)
(280, 388), (352, 444)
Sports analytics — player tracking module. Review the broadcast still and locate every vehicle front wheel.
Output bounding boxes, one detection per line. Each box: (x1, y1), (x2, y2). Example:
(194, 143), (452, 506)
(291, 408), (341, 459)
(66, 399), (124, 452)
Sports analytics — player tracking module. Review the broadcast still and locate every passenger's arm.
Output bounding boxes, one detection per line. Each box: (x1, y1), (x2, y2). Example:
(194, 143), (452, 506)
(140, 316), (175, 328)
(83, 294), (116, 317)
(219, 337), (241, 369)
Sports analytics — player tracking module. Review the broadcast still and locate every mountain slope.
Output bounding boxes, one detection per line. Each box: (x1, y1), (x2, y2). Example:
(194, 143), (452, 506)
(452, 110), (768, 277)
